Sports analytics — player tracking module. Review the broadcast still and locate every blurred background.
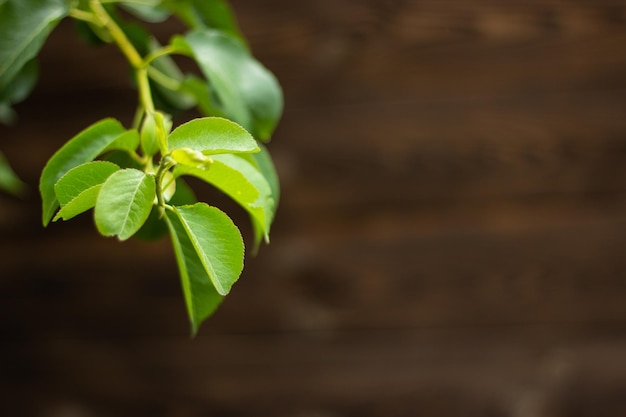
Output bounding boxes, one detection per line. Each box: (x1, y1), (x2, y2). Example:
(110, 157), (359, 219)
(3, 0), (626, 415)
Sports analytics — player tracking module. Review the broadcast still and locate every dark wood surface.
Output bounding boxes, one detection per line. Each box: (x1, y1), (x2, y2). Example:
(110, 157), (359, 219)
(3, 1), (626, 415)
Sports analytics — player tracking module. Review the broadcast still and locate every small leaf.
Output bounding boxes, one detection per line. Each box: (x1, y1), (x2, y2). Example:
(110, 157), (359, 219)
(175, 153), (274, 246)
(40, 118), (126, 225)
(0, 0), (68, 91)
(94, 169), (156, 240)
(167, 116), (258, 155)
(171, 147), (213, 169)
(165, 205), (225, 335)
(166, 203), (244, 296)
(53, 161), (120, 221)
(0, 102), (15, 125)
(172, 30), (283, 140)
(0, 151), (26, 196)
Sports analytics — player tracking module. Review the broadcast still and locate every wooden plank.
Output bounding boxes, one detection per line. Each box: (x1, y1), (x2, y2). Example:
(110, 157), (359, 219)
(3, 328), (626, 416)
(2, 1), (626, 415)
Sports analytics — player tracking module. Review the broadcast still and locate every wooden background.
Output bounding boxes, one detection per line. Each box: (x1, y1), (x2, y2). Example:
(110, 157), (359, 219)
(3, 0), (626, 415)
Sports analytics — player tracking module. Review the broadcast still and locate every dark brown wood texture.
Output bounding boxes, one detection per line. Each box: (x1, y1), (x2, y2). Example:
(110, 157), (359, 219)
(3, 1), (626, 415)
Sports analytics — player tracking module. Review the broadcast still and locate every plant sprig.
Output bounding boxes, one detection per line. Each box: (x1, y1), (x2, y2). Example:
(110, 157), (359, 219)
(0, 0), (283, 335)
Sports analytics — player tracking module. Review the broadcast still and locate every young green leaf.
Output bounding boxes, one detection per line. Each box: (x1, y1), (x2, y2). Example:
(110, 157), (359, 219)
(94, 169), (156, 241)
(53, 161), (120, 221)
(171, 147), (213, 170)
(171, 30), (283, 140)
(142, 111), (171, 157)
(40, 118), (127, 225)
(0, 0), (68, 92)
(140, 112), (159, 157)
(166, 203), (244, 297)
(174, 153), (275, 246)
(167, 116), (258, 155)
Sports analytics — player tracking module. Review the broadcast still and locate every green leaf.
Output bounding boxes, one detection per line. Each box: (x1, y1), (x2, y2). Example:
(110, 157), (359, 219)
(166, 203), (244, 296)
(40, 118), (127, 226)
(167, 116), (258, 155)
(0, 102), (15, 125)
(172, 30), (283, 140)
(0, 151), (26, 196)
(165, 204), (227, 335)
(120, 2), (170, 23)
(102, 129), (140, 154)
(53, 161), (120, 221)
(163, 0), (245, 42)
(175, 153), (274, 246)
(0, 58), (38, 104)
(94, 168), (156, 240)
(102, 149), (143, 170)
(178, 75), (225, 117)
(0, 58), (38, 124)
(0, 0), (68, 90)
(250, 143), (280, 205)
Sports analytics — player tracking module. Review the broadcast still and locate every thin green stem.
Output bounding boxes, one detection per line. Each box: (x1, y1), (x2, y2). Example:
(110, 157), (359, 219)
(144, 46), (182, 91)
(147, 66), (181, 91)
(137, 67), (155, 114)
(68, 9), (101, 25)
(131, 105), (144, 130)
(144, 45), (178, 66)
(89, 0), (159, 152)
(100, 0), (160, 5)
(89, 0), (143, 68)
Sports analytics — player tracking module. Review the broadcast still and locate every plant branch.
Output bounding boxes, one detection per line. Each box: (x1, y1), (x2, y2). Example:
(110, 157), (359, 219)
(137, 67), (155, 114)
(144, 45), (177, 65)
(154, 155), (175, 210)
(100, 0), (161, 5)
(89, 0), (143, 68)
(89, 0), (157, 123)
(147, 66), (181, 91)
(68, 9), (101, 25)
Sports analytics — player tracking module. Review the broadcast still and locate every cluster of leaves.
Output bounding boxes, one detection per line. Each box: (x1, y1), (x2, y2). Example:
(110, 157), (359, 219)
(0, 0), (283, 335)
